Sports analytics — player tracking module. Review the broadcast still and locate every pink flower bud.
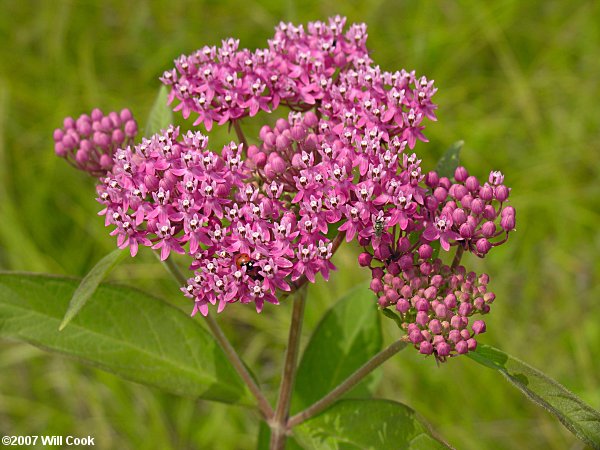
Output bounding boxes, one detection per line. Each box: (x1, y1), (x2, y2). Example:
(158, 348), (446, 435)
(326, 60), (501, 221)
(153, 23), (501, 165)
(465, 175), (480, 192)
(416, 311), (429, 326)
(75, 149), (89, 163)
(452, 208), (467, 225)
(358, 252), (372, 267)
(479, 185), (494, 201)
(436, 341), (451, 357)
(54, 142), (67, 157)
(428, 319), (442, 334)
(471, 198), (484, 215)
(439, 177), (452, 190)
(275, 134), (289, 150)
(455, 340), (468, 354)
(425, 171), (439, 187)
(419, 262), (432, 275)
(397, 237), (411, 253)
(444, 294), (457, 309)
(259, 125), (271, 141)
(387, 262), (400, 275)
(458, 302), (473, 316)
(472, 320), (486, 334)
(415, 298), (429, 312)
(396, 298), (410, 313)
(452, 184), (468, 201)
(434, 303), (448, 318)
(467, 338), (478, 351)
(418, 244), (433, 259)
(398, 254), (413, 270)
(112, 129), (125, 146)
(483, 205), (496, 220)
(459, 223), (474, 239)
(290, 125), (307, 141)
(500, 213), (516, 231)
(93, 131), (110, 149)
(124, 119), (137, 137)
(270, 155), (286, 173)
(476, 238), (492, 255)
(454, 166), (468, 182)
(409, 329), (424, 344)
(419, 341), (434, 355)
(119, 108), (132, 121)
(91, 108), (103, 121)
(63, 116), (76, 129)
(370, 278), (383, 293)
(448, 330), (461, 343)
(450, 314), (463, 329)
(100, 154), (113, 169)
(481, 221), (496, 237)
(495, 185), (509, 202)
(275, 118), (289, 132)
(433, 187), (447, 203)
(303, 111), (318, 128)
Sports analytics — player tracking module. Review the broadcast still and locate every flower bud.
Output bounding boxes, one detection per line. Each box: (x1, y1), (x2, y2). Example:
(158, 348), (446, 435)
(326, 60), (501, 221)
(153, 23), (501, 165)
(479, 185), (494, 201)
(275, 134), (290, 150)
(458, 302), (473, 316)
(471, 198), (484, 215)
(409, 329), (424, 344)
(428, 319), (442, 334)
(397, 237), (411, 252)
(495, 185), (509, 202)
(418, 244), (433, 259)
(439, 177), (452, 190)
(489, 170), (504, 185)
(358, 252), (372, 267)
(455, 340), (468, 354)
(448, 330), (461, 343)
(398, 254), (413, 270)
(425, 171), (439, 187)
(370, 278), (383, 293)
(454, 166), (468, 182)
(467, 338), (478, 351)
(416, 311), (429, 326)
(444, 294), (457, 309)
(476, 238), (492, 255)
(481, 221), (496, 237)
(303, 111), (319, 128)
(452, 208), (467, 225)
(119, 108), (132, 121)
(419, 341), (433, 355)
(124, 119), (137, 137)
(451, 184), (468, 201)
(459, 222), (474, 239)
(436, 341), (451, 357)
(396, 299), (410, 313)
(259, 125), (272, 141)
(483, 205), (496, 220)
(290, 125), (307, 141)
(472, 320), (486, 334)
(500, 213), (516, 231)
(433, 187), (447, 203)
(465, 175), (480, 192)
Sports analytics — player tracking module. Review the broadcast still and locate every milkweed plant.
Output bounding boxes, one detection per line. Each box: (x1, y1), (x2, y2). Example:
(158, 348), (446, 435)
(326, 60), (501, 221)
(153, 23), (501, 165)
(1, 16), (598, 449)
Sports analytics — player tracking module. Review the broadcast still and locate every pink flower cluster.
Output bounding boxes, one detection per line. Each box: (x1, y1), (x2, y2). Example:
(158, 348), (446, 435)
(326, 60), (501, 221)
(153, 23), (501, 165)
(53, 108), (138, 176)
(56, 16), (516, 359)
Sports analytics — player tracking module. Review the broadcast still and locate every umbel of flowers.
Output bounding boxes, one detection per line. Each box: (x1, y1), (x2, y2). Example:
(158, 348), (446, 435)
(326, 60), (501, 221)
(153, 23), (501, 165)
(54, 16), (515, 360)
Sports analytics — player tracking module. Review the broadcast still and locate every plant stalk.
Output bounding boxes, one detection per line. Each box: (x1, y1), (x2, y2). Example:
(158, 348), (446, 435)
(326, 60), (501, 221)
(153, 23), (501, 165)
(232, 120), (248, 149)
(160, 256), (274, 419)
(287, 339), (408, 428)
(451, 245), (464, 270)
(269, 285), (307, 450)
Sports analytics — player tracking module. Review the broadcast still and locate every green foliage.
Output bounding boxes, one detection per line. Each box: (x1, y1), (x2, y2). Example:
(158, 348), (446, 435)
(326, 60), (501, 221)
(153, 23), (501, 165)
(145, 85), (173, 136)
(59, 249), (126, 330)
(469, 345), (600, 449)
(0, 273), (251, 405)
(295, 399), (449, 449)
(292, 283), (382, 412)
(434, 140), (463, 179)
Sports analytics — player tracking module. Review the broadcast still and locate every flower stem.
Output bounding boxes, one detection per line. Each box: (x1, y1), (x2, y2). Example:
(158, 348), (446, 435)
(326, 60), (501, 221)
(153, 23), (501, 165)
(287, 339), (408, 428)
(451, 245), (464, 270)
(269, 285), (307, 450)
(232, 120), (248, 149)
(159, 255), (274, 419)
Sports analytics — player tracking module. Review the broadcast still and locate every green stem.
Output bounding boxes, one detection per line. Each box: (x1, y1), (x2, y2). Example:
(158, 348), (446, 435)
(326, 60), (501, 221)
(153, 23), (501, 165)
(269, 285), (307, 450)
(160, 256), (274, 419)
(232, 120), (248, 149)
(287, 339), (408, 428)
(451, 245), (464, 270)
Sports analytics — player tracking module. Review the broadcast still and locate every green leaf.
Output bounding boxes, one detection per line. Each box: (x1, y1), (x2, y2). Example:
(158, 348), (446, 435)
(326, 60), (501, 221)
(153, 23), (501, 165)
(0, 272), (252, 405)
(145, 85), (173, 136)
(468, 344), (600, 449)
(435, 141), (463, 178)
(295, 399), (450, 450)
(59, 248), (126, 331)
(292, 283), (382, 413)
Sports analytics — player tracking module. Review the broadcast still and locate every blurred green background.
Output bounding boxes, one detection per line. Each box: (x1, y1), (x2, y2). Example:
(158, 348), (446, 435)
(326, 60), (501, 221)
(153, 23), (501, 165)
(1, 0), (599, 448)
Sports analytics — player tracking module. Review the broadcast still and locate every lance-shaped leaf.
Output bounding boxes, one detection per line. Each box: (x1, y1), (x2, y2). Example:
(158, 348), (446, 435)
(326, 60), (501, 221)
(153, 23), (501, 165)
(0, 272), (252, 405)
(295, 399), (450, 449)
(59, 248), (126, 331)
(435, 140), (463, 178)
(292, 283), (382, 413)
(145, 85), (173, 136)
(468, 344), (600, 449)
